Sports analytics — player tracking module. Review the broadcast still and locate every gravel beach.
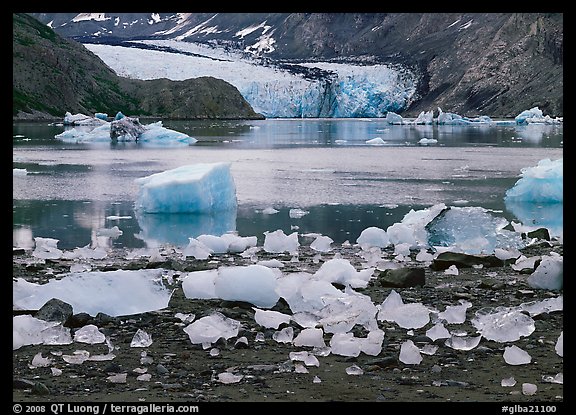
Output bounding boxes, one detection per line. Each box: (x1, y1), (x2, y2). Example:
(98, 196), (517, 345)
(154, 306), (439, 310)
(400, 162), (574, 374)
(13, 237), (563, 405)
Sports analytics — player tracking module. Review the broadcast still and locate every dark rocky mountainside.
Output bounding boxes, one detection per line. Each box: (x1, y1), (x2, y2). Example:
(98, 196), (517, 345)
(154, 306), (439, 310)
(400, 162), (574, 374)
(29, 12), (563, 117)
(12, 13), (263, 121)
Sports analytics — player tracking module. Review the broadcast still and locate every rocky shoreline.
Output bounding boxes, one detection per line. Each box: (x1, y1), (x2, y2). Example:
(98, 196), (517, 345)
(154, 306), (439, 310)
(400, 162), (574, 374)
(13, 237), (563, 404)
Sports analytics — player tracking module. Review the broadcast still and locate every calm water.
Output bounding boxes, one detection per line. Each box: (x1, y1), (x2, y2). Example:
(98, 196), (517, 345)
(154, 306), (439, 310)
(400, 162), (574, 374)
(13, 118), (563, 250)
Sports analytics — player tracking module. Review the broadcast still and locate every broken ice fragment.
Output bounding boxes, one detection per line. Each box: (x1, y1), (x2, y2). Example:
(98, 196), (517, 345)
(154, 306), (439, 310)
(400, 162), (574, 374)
(503, 345), (531, 365)
(273, 327), (294, 343)
(217, 372), (244, 384)
(444, 335), (481, 351)
(399, 340), (422, 365)
(62, 350), (90, 364)
(293, 328), (326, 348)
(378, 290), (431, 329)
(73, 324), (106, 344)
(425, 322), (451, 341)
(183, 312), (240, 345)
(310, 235), (333, 252)
(31, 352), (53, 368)
(472, 307), (535, 342)
(501, 376), (517, 387)
(346, 364), (364, 375)
(32, 237), (63, 259)
(131, 329), (153, 347)
(253, 308), (291, 329)
(522, 383), (537, 396)
(438, 300), (471, 324)
(263, 229), (299, 253)
(527, 254), (563, 290)
(542, 373), (563, 384)
(107, 373), (127, 383)
(289, 351), (320, 367)
(555, 331), (563, 357)
(214, 264), (280, 308)
(444, 265), (459, 275)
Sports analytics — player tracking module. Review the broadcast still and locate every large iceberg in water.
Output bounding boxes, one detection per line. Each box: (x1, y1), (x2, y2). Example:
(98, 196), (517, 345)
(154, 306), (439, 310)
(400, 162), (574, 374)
(55, 113), (196, 147)
(505, 159), (563, 203)
(504, 158), (563, 238)
(134, 163), (237, 214)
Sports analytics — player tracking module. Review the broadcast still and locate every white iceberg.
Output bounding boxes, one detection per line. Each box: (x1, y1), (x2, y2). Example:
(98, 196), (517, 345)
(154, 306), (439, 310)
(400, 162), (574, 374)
(135, 163), (237, 214)
(263, 229), (299, 253)
(356, 226), (390, 249)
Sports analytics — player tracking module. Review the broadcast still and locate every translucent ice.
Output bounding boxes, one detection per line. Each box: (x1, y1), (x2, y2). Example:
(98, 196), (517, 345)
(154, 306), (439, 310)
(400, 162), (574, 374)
(293, 328), (326, 348)
(32, 237), (63, 260)
(312, 258), (374, 289)
(522, 383), (537, 396)
(438, 301), (471, 324)
(289, 351), (320, 367)
(272, 326), (294, 343)
(253, 308), (292, 329)
(131, 329), (153, 347)
(504, 158), (563, 203)
(527, 254), (563, 290)
(214, 265), (280, 308)
(346, 364), (364, 375)
(472, 307), (535, 342)
(13, 269), (173, 317)
(217, 372), (243, 384)
(425, 323), (451, 341)
(377, 290), (431, 329)
(263, 229), (300, 253)
(181, 270), (219, 300)
(13, 315), (72, 350)
(356, 227), (390, 249)
(310, 235), (334, 252)
(399, 340), (422, 364)
(387, 203), (446, 248)
(74, 324), (106, 344)
(555, 331), (563, 357)
(183, 312), (241, 346)
(444, 335), (481, 351)
(501, 376), (517, 387)
(503, 345), (532, 365)
(134, 163), (237, 213)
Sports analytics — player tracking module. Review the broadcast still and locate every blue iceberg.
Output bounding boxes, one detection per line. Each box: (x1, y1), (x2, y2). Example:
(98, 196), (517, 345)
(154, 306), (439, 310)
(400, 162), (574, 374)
(504, 158), (563, 237)
(134, 163), (237, 214)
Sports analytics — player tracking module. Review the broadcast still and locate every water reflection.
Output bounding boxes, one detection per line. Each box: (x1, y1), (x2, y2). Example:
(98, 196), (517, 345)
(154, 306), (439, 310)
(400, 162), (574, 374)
(504, 200), (563, 237)
(134, 209), (237, 247)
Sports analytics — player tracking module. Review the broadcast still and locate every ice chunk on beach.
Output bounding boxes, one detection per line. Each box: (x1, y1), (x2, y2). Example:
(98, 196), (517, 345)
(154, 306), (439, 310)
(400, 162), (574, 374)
(438, 301), (472, 324)
(131, 329), (153, 347)
(181, 238), (213, 260)
(181, 269), (218, 299)
(527, 254), (563, 290)
(503, 345), (531, 365)
(253, 308), (292, 329)
(505, 158), (563, 203)
(377, 290), (431, 329)
(444, 335), (481, 351)
(183, 312), (240, 346)
(366, 137), (386, 145)
(356, 226), (390, 249)
(134, 163), (237, 213)
(32, 237), (63, 259)
(313, 258), (374, 288)
(310, 235), (333, 252)
(426, 322), (451, 341)
(387, 203), (446, 248)
(13, 269), (173, 317)
(399, 340), (423, 364)
(263, 229), (299, 253)
(472, 307), (535, 342)
(293, 328), (326, 348)
(214, 265), (280, 308)
(427, 206), (517, 255)
(13, 315), (72, 350)
(555, 331), (563, 357)
(74, 324), (106, 344)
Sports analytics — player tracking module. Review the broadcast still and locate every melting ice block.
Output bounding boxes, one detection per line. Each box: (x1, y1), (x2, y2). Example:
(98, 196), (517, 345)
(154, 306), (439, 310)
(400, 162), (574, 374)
(377, 289), (431, 329)
(472, 307), (535, 342)
(214, 265), (280, 308)
(13, 269), (173, 317)
(183, 312), (240, 346)
(503, 345), (532, 365)
(527, 253), (563, 290)
(134, 163), (237, 213)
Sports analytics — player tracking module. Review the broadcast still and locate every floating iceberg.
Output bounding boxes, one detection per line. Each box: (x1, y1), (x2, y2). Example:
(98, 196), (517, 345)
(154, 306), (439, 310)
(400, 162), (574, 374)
(505, 158), (563, 203)
(134, 163), (237, 214)
(56, 113), (196, 146)
(515, 107), (563, 125)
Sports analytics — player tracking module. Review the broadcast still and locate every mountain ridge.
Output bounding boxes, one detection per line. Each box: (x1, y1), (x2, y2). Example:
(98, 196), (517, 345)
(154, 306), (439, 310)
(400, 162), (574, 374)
(22, 12), (563, 118)
(13, 13), (264, 121)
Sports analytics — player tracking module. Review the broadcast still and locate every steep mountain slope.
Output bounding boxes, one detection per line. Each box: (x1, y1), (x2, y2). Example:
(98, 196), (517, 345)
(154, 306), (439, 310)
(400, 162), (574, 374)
(13, 13), (263, 120)
(30, 12), (563, 117)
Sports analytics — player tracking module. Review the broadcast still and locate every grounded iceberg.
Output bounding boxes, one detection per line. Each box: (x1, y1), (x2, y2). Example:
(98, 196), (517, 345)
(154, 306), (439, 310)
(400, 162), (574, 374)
(55, 112), (196, 147)
(134, 163), (237, 214)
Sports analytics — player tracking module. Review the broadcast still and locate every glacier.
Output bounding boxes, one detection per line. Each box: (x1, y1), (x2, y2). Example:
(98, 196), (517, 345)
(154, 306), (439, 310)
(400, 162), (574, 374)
(84, 40), (418, 118)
